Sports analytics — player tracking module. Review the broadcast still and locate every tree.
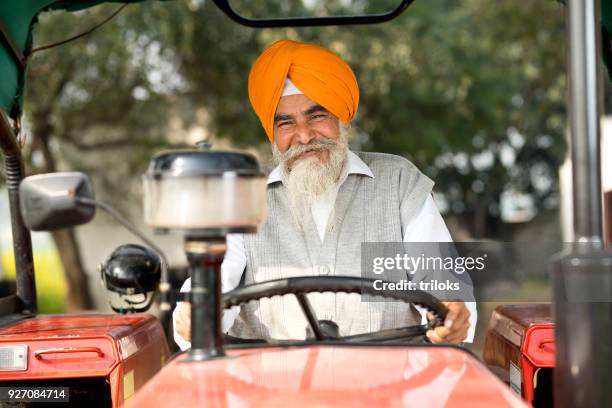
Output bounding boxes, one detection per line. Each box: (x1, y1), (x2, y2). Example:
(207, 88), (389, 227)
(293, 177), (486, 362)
(19, 0), (568, 309)
(174, 0), (567, 238)
(23, 3), (181, 310)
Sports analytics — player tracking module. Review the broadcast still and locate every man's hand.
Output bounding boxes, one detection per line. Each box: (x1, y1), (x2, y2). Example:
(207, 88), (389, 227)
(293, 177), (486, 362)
(426, 301), (470, 344)
(175, 302), (191, 341)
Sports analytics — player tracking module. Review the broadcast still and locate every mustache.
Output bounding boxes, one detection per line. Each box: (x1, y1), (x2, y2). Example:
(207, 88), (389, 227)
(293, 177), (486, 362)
(280, 138), (341, 163)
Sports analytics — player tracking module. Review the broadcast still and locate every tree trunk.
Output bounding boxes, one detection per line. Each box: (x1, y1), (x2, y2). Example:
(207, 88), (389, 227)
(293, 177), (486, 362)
(31, 100), (94, 311)
(50, 229), (94, 311)
(473, 200), (488, 239)
(444, 214), (474, 241)
(473, 192), (495, 239)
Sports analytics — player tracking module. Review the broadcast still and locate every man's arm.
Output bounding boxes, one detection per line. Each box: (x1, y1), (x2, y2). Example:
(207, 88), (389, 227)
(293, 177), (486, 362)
(172, 233), (247, 350)
(402, 195), (478, 343)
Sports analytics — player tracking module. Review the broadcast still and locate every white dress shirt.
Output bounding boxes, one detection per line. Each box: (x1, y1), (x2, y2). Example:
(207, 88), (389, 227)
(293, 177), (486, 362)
(173, 151), (477, 349)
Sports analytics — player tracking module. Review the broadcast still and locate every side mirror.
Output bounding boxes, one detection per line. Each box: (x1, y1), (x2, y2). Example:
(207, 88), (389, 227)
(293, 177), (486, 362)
(19, 172), (95, 231)
(212, 0), (414, 27)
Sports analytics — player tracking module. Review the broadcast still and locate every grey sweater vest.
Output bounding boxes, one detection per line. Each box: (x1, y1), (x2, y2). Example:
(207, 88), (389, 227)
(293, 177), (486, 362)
(229, 152), (434, 340)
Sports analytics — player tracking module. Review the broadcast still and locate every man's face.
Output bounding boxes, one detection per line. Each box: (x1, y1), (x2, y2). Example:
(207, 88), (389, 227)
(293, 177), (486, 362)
(273, 94), (341, 167)
(271, 94), (349, 230)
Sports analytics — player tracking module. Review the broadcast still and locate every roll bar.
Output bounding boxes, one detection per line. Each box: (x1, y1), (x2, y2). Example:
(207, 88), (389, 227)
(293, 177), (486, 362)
(0, 109), (36, 314)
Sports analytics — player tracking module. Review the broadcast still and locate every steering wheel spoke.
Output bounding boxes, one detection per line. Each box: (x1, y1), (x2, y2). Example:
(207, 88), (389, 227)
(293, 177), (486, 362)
(295, 293), (326, 340)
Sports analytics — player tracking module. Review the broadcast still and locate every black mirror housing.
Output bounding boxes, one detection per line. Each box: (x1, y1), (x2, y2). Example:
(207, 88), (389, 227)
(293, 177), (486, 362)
(19, 172), (95, 231)
(212, 0), (414, 27)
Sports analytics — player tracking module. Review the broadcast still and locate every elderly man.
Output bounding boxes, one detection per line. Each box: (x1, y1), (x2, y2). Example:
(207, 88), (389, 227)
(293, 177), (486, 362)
(174, 40), (476, 349)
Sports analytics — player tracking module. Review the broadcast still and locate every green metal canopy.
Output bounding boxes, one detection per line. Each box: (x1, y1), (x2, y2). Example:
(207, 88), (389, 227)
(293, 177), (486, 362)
(0, 1), (611, 121)
(0, 1), (152, 120)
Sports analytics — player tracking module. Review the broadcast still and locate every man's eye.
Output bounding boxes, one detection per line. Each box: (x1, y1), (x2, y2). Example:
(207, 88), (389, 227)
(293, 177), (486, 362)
(310, 114), (328, 121)
(278, 122), (293, 128)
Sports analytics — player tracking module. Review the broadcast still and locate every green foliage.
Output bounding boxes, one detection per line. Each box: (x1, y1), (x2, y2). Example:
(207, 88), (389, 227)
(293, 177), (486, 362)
(21, 0), (567, 237)
(172, 0), (567, 236)
(24, 3), (184, 210)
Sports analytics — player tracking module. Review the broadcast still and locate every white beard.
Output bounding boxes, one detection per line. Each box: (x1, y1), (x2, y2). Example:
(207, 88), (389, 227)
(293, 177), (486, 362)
(273, 129), (349, 231)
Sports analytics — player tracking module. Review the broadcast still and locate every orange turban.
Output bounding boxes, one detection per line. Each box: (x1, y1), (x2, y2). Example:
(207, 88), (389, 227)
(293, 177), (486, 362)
(248, 40), (359, 143)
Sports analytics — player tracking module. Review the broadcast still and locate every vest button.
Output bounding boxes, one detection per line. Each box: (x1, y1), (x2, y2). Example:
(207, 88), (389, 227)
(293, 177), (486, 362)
(319, 265), (330, 275)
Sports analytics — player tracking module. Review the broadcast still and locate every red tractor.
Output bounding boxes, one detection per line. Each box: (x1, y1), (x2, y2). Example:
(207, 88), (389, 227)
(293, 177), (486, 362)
(0, 1), (610, 407)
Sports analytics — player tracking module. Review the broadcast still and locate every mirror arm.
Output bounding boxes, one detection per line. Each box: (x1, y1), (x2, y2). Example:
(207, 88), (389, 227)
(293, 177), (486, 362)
(75, 197), (172, 312)
(211, 0), (415, 27)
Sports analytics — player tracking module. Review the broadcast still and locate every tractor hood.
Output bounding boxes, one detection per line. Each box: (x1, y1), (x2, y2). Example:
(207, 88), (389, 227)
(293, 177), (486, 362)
(126, 344), (526, 408)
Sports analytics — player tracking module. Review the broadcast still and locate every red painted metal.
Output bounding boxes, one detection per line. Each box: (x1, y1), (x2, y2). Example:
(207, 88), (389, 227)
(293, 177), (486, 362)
(126, 345), (527, 408)
(522, 326), (555, 368)
(483, 304), (555, 406)
(0, 314), (170, 407)
(520, 325), (555, 404)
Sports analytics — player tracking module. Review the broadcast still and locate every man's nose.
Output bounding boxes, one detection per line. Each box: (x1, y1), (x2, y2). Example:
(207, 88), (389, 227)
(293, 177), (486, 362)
(294, 122), (315, 145)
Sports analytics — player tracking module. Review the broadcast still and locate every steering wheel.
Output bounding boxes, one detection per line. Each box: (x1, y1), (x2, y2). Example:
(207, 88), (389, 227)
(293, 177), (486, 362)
(221, 276), (447, 343)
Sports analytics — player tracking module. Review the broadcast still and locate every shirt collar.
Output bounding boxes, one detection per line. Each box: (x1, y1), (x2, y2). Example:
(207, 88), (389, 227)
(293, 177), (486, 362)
(267, 150), (374, 185)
